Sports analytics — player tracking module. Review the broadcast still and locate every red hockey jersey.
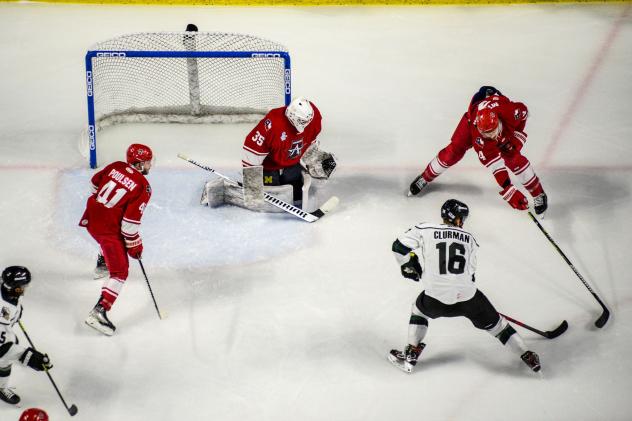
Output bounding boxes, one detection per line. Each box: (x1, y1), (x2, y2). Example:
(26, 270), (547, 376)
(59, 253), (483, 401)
(79, 161), (152, 238)
(451, 94), (529, 187)
(242, 102), (322, 171)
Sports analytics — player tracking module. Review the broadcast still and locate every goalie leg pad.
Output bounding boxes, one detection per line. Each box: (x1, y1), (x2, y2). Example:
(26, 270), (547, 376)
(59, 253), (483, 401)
(224, 182), (294, 213)
(243, 166), (264, 208)
(301, 172), (312, 211)
(200, 178), (225, 207)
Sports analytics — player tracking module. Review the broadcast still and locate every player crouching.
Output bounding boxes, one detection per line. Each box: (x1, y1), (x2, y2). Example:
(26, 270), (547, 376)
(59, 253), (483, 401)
(0, 267), (53, 405)
(200, 97), (337, 212)
(388, 200), (541, 374)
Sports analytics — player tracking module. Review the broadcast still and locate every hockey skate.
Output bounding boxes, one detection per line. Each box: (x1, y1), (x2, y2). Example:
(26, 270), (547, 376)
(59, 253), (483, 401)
(388, 343), (426, 373)
(408, 174), (428, 197)
(0, 387), (20, 405)
(520, 351), (541, 372)
(93, 254), (109, 280)
(533, 192), (548, 216)
(85, 304), (116, 336)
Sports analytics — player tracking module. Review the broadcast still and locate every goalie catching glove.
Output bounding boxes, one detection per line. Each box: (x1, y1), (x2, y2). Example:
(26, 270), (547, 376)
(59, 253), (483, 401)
(400, 252), (422, 282)
(301, 144), (337, 180)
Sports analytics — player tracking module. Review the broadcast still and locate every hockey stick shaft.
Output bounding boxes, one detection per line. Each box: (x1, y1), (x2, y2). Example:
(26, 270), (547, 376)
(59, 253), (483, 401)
(177, 153), (320, 222)
(18, 321), (78, 416)
(138, 259), (162, 320)
(527, 211), (610, 327)
(499, 313), (568, 339)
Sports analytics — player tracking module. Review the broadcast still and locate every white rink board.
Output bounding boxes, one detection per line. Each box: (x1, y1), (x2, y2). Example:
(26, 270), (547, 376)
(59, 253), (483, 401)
(0, 3), (631, 421)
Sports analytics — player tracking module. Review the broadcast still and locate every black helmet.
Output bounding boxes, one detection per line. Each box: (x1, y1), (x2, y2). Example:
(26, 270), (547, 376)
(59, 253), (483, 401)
(441, 199), (469, 226)
(1, 266), (31, 297)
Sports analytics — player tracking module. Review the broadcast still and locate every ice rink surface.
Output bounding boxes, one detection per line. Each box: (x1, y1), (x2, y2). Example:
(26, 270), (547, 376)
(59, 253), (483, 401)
(1, 2), (632, 420)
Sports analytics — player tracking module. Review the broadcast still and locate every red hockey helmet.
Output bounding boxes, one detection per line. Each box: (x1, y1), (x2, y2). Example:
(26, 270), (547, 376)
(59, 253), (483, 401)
(126, 143), (153, 165)
(19, 408), (49, 421)
(475, 108), (501, 139)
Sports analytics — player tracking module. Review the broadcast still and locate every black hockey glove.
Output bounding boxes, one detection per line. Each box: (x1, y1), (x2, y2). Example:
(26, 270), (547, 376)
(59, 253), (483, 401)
(401, 252), (422, 282)
(20, 347), (53, 371)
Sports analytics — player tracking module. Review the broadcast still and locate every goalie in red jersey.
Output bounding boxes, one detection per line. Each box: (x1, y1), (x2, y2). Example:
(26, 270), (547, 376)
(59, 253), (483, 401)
(241, 97), (336, 209)
(79, 143), (153, 336)
(408, 86), (548, 215)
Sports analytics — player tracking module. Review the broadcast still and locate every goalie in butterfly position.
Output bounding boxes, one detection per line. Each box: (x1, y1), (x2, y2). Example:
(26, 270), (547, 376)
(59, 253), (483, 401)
(0, 267), (53, 406)
(408, 86), (548, 216)
(200, 97), (337, 212)
(388, 199), (541, 374)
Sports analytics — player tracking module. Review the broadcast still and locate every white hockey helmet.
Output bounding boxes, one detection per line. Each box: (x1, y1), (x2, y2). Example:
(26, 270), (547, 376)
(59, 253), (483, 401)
(285, 97), (314, 133)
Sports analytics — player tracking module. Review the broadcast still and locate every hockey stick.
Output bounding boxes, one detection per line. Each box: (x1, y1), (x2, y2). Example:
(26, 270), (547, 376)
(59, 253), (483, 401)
(139, 259), (162, 320)
(527, 211), (610, 328)
(18, 321), (78, 416)
(499, 312), (568, 339)
(178, 153), (339, 222)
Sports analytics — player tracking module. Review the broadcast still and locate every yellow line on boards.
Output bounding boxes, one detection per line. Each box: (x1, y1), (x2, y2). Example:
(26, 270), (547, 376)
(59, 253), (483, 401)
(2, 0), (630, 6)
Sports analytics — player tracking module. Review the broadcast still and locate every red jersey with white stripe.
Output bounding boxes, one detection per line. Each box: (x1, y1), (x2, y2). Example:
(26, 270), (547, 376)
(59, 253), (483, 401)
(242, 103), (322, 171)
(79, 161), (151, 238)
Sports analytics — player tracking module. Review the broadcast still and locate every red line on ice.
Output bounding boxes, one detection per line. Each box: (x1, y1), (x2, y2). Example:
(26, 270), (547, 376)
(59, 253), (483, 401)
(541, 3), (632, 169)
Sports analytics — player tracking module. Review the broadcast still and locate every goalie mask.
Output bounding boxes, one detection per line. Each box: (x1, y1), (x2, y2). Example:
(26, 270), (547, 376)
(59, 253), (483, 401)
(285, 97), (314, 133)
(126, 143), (154, 175)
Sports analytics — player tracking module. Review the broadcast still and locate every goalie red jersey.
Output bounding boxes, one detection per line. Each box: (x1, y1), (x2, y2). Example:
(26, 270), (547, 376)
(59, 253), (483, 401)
(242, 102), (322, 171)
(79, 161), (151, 238)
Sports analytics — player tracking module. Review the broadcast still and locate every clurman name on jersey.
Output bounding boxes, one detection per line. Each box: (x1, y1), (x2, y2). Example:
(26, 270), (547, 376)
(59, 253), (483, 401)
(108, 168), (138, 191)
(433, 229), (470, 243)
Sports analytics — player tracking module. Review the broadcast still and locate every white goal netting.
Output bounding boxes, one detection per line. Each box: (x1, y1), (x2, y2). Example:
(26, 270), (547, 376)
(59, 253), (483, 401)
(82, 31), (290, 166)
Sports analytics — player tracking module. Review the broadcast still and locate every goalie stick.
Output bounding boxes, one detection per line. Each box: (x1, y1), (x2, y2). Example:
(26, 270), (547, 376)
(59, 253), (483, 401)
(178, 153), (339, 222)
(527, 211), (610, 328)
(500, 312), (568, 340)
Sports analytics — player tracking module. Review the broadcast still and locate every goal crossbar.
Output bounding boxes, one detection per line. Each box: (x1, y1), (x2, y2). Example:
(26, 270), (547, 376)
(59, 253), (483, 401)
(85, 39), (291, 168)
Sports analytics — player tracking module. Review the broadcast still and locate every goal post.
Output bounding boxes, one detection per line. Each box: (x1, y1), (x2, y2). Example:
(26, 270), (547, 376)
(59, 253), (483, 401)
(84, 31), (291, 168)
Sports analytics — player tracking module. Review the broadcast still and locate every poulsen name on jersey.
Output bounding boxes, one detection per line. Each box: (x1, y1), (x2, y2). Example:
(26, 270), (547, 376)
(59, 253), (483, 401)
(108, 168), (138, 191)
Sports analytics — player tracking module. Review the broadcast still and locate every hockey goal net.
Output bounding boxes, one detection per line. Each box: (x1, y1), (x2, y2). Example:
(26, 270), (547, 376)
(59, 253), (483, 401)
(83, 31), (291, 168)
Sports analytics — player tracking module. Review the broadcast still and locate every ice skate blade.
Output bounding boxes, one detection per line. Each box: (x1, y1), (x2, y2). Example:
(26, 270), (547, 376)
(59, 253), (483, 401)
(85, 317), (115, 336)
(387, 354), (413, 374)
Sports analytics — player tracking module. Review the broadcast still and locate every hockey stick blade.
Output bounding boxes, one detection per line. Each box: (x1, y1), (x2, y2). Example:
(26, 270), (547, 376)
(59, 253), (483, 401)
(310, 196), (339, 218)
(527, 211), (611, 330)
(594, 307), (610, 328)
(68, 404), (78, 416)
(543, 320), (569, 339)
(500, 313), (568, 340)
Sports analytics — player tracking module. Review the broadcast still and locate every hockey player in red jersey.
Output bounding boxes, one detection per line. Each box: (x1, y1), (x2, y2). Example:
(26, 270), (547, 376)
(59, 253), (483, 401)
(19, 408), (49, 421)
(79, 143), (153, 336)
(408, 86), (548, 215)
(241, 97), (336, 205)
